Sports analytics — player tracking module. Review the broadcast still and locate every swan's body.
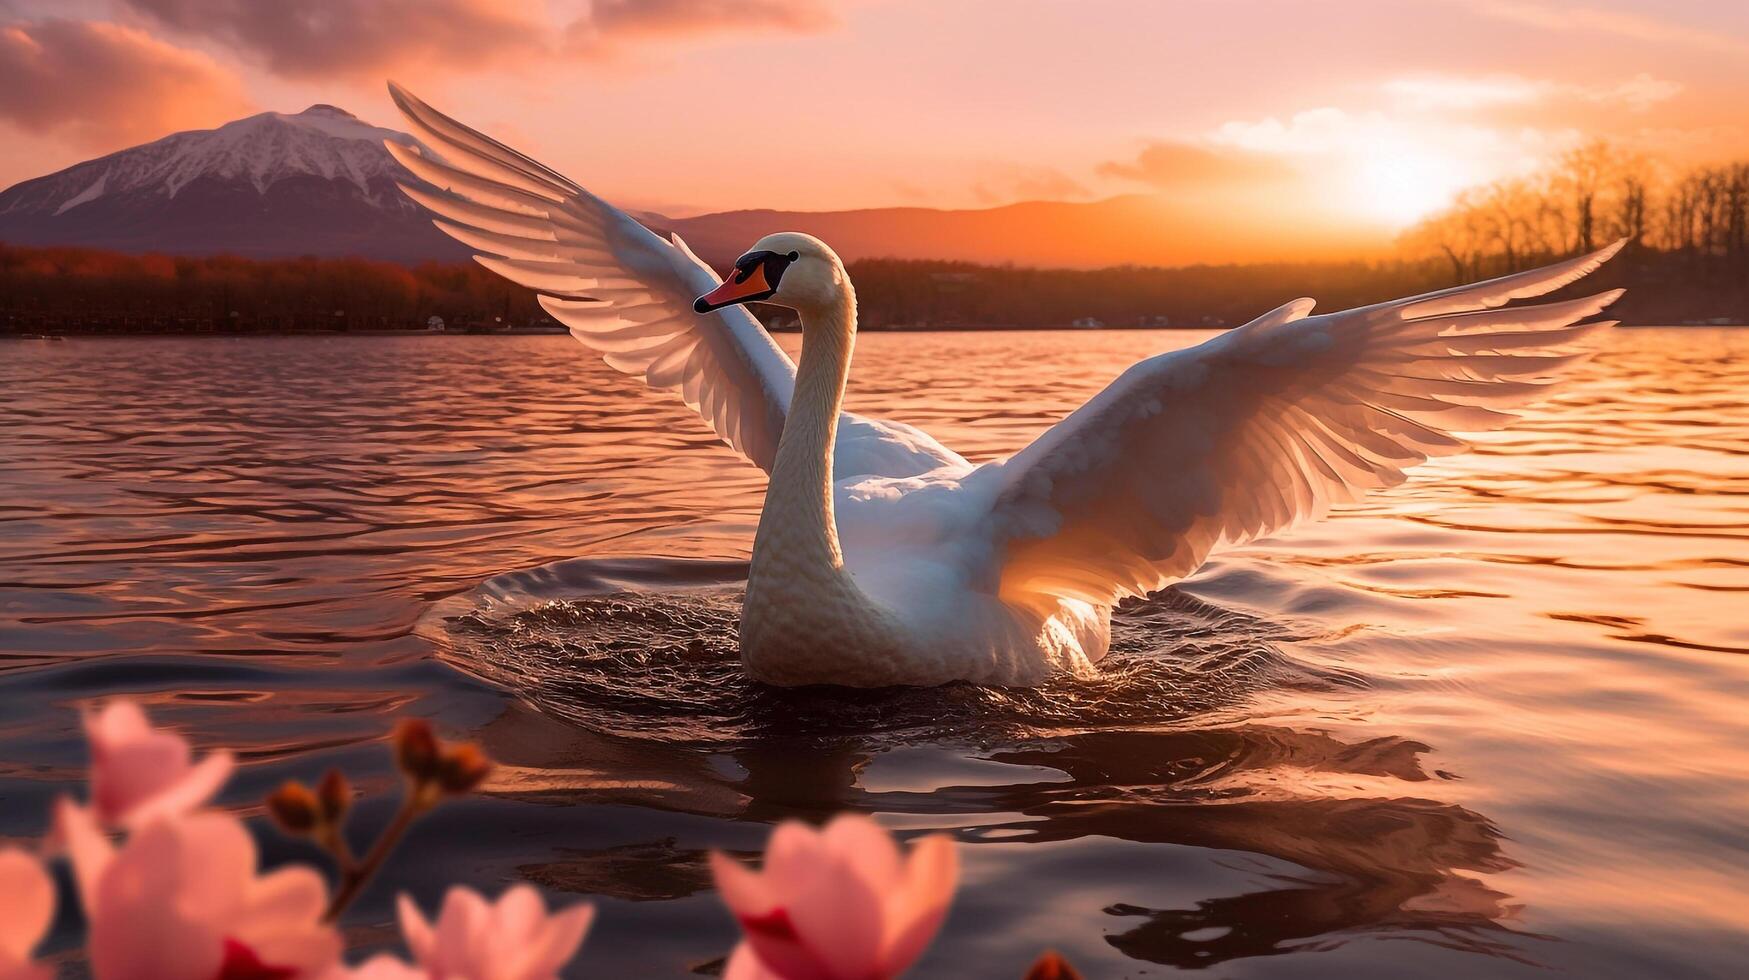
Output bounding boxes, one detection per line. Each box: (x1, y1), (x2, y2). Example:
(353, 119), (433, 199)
(720, 269), (1109, 686)
(389, 84), (1625, 687)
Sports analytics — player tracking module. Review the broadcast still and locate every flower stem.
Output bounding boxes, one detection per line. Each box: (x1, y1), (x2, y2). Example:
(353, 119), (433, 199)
(317, 824), (357, 874)
(322, 784), (434, 922)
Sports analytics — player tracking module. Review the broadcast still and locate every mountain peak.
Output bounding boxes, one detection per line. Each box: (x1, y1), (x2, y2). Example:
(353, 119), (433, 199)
(0, 103), (467, 263)
(298, 104), (357, 120)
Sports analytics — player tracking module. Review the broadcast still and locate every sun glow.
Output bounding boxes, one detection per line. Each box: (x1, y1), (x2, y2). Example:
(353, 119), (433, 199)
(1346, 143), (1479, 228)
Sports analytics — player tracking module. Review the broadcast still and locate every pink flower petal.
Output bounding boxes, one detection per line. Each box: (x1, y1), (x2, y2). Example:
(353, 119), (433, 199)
(48, 797), (113, 917)
(712, 849), (829, 980)
(84, 700), (231, 827)
(120, 751), (235, 829)
(399, 886), (592, 980)
(783, 851), (889, 980)
(881, 833), (958, 973)
(87, 702), (190, 819)
(395, 894), (436, 965)
(430, 886), (490, 973)
(323, 954), (424, 980)
(0, 848), (53, 966)
(505, 899), (594, 980)
(235, 867), (341, 976)
(217, 938), (297, 980)
(167, 812), (258, 921)
(710, 850), (777, 919)
(761, 822), (830, 896)
(89, 820), (227, 980)
(475, 885), (543, 976)
(735, 912), (828, 980)
(821, 815), (904, 893)
(722, 942), (784, 980)
(0, 958), (53, 980)
(715, 817), (962, 980)
(81, 810), (338, 980)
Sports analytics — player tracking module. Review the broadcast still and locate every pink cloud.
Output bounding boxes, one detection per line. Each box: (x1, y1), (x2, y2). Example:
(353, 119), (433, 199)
(586, 0), (837, 38)
(118, 0), (837, 76)
(0, 18), (251, 149)
(1476, 1), (1749, 55)
(118, 0), (547, 78)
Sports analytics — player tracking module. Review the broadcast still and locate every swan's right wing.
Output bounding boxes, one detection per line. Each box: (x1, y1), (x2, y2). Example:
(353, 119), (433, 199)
(386, 83), (795, 472)
(968, 242), (1626, 612)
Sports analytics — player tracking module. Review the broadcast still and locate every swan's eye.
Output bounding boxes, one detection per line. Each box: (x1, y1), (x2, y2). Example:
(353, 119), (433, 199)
(787, 251), (799, 262)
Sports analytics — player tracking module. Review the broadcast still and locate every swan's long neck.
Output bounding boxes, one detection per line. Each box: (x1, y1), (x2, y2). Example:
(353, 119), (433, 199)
(753, 284), (856, 577)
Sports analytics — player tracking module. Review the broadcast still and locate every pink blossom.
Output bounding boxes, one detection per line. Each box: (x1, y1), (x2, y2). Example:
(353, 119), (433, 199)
(711, 815), (958, 980)
(392, 885), (594, 980)
(54, 799), (340, 980)
(84, 699), (233, 827)
(0, 847), (54, 980)
(722, 942), (782, 980)
(323, 956), (426, 980)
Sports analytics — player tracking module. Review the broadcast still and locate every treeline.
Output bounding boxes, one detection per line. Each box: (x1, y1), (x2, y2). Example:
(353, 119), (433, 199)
(0, 245), (544, 333)
(1399, 143), (1746, 322)
(847, 246), (1728, 328)
(843, 257), (1457, 328)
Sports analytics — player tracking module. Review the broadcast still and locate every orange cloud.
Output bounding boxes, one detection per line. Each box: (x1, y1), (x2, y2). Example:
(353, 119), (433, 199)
(0, 18), (251, 149)
(118, 0), (547, 78)
(969, 165), (1091, 206)
(1097, 141), (1296, 190)
(585, 0), (836, 39)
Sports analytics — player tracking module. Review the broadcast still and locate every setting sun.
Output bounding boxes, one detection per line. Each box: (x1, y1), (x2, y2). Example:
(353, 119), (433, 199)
(1348, 143), (1485, 227)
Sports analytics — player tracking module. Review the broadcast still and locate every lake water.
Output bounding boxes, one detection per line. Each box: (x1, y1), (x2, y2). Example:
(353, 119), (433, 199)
(1, 329), (1745, 978)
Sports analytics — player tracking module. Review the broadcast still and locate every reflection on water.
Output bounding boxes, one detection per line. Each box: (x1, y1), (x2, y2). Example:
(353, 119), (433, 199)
(1, 330), (1746, 978)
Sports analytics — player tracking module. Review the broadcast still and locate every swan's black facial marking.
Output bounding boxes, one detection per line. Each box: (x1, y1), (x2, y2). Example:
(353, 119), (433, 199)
(693, 249), (800, 313)
(735, 249), (797, 290)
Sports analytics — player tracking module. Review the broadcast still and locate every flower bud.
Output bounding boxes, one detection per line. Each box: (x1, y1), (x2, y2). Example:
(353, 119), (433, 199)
(436, 743), (492, 795)
(317, 768), (351, 823)
(266, 780), (321, 835)
(1024, 951), (1082, 980)
(393, 719), (441, 782)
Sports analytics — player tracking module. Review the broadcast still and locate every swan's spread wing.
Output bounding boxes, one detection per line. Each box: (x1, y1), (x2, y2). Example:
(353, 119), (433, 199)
(974, 241), (1626, 610)
(387, 84), (963, 480)
(387, 83), (793, 471)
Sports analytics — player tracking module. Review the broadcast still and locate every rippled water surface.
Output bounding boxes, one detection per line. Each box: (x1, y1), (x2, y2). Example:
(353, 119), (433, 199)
(2, 329), (1746, 977)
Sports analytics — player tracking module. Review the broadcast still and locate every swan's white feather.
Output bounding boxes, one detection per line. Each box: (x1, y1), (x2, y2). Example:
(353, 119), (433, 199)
(959, 241), (1625, 612)
(386, 83), (961, 479)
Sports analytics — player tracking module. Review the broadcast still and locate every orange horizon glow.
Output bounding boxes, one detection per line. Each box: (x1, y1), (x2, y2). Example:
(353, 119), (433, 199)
(2, 1), (1746, 263)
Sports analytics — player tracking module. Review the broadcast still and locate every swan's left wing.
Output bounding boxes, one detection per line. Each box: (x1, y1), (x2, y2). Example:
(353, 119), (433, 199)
(386, 83), (963, 480)
(969, 242), (1625, 611)
(386, 83), (795, 471)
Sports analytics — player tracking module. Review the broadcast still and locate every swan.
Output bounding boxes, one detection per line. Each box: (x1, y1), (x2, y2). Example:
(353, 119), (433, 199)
(385, 83), (1625, 688)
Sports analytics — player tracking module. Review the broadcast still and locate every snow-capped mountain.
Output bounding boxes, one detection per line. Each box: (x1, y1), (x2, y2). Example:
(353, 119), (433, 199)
(0, 105), (466, 262)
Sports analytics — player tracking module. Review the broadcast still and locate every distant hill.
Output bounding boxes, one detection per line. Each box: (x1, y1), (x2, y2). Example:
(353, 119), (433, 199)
(666, 195), (1382, 270)
(0, 104), (1393, 270)
(0, 105), (466, 263)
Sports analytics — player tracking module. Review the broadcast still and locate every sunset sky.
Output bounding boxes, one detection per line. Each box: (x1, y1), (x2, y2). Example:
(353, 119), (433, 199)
(2, 0), (1746, 243)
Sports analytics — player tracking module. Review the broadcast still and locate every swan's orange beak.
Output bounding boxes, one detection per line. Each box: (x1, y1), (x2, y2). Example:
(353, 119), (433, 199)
(694, 263), (774, 313)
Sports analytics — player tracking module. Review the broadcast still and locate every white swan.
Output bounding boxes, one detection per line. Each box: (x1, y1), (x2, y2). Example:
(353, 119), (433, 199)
(386, 83), (1625, 688)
